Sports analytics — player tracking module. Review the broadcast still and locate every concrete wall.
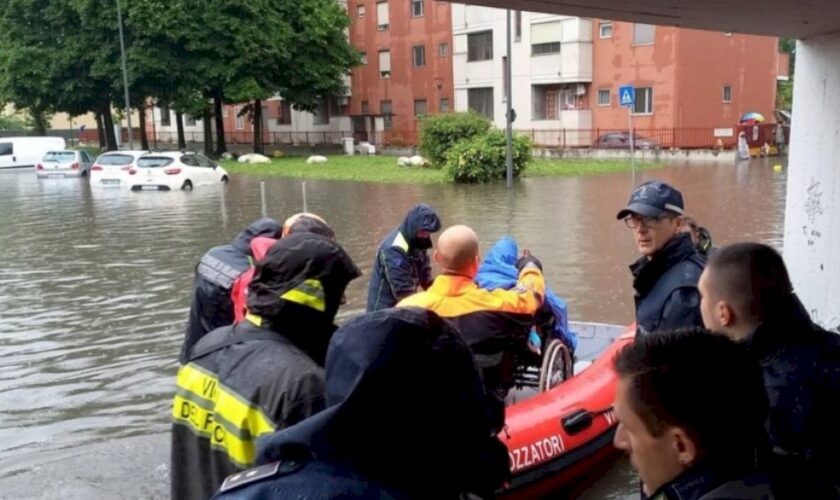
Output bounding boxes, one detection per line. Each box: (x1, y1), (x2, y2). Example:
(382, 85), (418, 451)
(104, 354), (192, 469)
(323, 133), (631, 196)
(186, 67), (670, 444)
(674, 30), (777, 128)
(783, 33), (840, 331)
(590, 21), (679, 129)
(349, 0), (454, 133)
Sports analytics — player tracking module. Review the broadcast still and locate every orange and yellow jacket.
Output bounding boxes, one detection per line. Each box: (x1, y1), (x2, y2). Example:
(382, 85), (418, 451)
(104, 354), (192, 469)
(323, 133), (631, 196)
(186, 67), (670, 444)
(398, 267), (545, 394)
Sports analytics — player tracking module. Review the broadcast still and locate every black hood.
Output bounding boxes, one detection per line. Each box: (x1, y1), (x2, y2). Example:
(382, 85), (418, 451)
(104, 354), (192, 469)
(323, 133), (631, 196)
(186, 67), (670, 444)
(246, 232), (361, 364)
(255, 307), (509, 497)
(399, 204), (441, 248)
(231, 217), (282, 253)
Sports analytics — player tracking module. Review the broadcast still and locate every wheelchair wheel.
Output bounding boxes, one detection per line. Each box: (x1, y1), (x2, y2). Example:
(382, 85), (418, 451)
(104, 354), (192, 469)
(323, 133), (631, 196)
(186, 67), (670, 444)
(538, 339), (573, 393)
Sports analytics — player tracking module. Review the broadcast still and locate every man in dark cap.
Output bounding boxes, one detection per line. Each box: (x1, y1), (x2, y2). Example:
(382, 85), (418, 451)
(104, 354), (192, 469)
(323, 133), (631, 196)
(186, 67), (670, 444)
(213, 307), (510, 499)
(366, 203), (442, 312)
(180, 217), (282, 363)
(171, 232), (361, 500)
(616, 181), (705, 336)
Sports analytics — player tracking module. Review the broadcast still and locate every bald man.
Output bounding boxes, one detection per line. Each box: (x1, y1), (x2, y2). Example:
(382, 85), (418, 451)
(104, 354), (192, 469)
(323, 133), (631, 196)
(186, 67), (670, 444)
(398, 225), (545, 402)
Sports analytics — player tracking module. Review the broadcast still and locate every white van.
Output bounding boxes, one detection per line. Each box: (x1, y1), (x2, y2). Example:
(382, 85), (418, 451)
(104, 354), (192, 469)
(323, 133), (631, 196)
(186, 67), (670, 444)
(0, 137), (67, 170)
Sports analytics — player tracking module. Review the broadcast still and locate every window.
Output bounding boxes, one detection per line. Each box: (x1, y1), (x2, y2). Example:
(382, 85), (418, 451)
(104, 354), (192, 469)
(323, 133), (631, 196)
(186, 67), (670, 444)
(313, 100), (330, 125)
(381, 100), (393, 130)
(412, 45), (425, 68)
(514, 11), (522, 42)
(439, 98), (450, 112)
(361, 101), (370, 113)
(411, 0), (423, 17)
(632, 87), (653, 114)
(357, 4), (365, 17)
(184, 114), (196, 126)
(467, 87), (494, 119)
(160, 104), (171, 126)
(379, 50), (391, 78)
(414, 99), (427, 117)
(196, 154), (214, 168)
(180, 155), (198, 167)
(723, 85), (732, 103)
(439, 42), (449, 57)
(532, 42), (561, 55)
(222, 107), (228, 118)
(597, 88), (611, 106)
(633, 23), (655, 45)
(277, 100), (292, 125)
(0, 142), (12, 156)
(599, 22), (613, 38)
(376, 2), (389, 30)
(467, 31), (493, 62)
(360, 52), (367, 64)
(234, 106), (244, 129)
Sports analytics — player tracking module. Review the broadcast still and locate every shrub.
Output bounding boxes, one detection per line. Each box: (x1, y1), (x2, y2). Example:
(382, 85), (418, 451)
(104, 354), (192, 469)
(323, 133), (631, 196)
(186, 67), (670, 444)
(444, 130), (532, 183)
(419, 112), (491, 168)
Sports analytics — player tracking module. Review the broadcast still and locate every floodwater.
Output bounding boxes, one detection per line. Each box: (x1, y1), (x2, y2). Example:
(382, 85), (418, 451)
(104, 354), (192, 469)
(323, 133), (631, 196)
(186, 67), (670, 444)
(0, 158), (787, 498)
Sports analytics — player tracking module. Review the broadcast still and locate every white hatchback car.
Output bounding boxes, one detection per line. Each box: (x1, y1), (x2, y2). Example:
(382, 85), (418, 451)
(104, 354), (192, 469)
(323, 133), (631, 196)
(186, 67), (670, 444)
(128, 152), (229, 191)
(36, 150), (94, 178)
(90, 150), (148, 188)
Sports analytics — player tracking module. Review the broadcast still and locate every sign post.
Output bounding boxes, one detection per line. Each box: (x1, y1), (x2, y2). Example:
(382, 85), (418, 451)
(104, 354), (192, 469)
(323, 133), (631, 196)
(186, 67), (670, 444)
(619, 85), (636, 185)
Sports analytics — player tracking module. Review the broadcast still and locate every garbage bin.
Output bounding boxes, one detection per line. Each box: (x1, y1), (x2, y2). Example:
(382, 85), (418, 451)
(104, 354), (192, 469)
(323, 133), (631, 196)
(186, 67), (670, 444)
(342, 137), (354, 155)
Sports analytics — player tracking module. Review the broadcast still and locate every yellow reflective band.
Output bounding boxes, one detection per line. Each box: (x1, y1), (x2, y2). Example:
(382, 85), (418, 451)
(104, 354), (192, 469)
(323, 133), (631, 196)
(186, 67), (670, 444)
(392, 231), (409, 253)
(172, 363), (277, 468)
(245, 313), (263, 327)
(280, 279), (326, 312)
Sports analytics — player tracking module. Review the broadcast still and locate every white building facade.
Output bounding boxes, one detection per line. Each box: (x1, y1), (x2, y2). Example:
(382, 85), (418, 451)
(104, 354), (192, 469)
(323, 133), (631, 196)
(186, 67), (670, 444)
(452, 6), (593, 131)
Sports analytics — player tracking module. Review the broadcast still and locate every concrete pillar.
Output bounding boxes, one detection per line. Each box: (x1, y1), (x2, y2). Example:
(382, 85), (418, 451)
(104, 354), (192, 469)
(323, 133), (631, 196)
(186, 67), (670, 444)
(783, 33), (840, 332)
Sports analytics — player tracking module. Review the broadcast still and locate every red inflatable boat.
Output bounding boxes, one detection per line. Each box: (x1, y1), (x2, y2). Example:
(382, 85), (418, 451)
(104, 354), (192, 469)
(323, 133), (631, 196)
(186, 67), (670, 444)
(499, 322), (635, 497)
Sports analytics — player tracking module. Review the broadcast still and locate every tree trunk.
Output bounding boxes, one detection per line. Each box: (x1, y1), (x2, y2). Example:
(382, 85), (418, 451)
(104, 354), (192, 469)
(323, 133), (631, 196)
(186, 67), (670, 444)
(202, 104), (214, 156)
(96, 112), (106, 150)
(101, 102), (118, 151)
(213, 88), (227, 156)
(175, 112), (186, 150)
(138, 105), (149, 150)
(31, 109), (48, 135)
(252, 99), (264, 155)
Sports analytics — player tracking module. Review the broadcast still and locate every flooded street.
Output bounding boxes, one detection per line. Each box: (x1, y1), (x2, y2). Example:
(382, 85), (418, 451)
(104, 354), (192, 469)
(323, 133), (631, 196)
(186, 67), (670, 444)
(0, 159), (786, 498)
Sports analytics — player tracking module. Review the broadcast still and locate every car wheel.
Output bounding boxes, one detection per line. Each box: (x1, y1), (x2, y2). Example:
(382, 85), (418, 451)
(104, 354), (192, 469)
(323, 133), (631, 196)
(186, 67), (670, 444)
(221, 175), (229, 184)
(181, 180), (193, 191)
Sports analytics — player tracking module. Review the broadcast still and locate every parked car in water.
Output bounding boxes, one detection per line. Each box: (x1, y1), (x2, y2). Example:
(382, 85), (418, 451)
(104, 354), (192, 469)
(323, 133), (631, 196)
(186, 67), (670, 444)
(591, 132), (660, 150)
(127, 151), (229, 191)
(0, 137), (66, 170)
(36, 150), (94, 178)
(90, 150), (148, 188)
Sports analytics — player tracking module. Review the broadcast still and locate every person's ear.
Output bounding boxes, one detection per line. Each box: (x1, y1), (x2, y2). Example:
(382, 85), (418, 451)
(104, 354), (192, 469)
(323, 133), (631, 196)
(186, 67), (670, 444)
(718, 302), (735, 327)
(669, 426), (698, 469)
(433, 249), (443, 266)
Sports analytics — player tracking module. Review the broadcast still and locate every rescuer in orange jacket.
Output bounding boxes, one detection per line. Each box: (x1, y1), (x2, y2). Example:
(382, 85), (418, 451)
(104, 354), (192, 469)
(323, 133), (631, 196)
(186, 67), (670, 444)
(398, 224), (545, 402)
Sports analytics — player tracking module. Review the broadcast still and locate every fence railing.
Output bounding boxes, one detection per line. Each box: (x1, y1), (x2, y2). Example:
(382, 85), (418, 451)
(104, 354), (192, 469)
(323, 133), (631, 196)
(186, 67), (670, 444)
(74, 124), (788, 151)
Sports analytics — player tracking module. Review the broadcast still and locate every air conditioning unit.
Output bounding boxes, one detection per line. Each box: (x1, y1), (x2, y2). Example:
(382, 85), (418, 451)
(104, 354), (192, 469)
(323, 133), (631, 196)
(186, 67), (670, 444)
(574, 84), (587, 96)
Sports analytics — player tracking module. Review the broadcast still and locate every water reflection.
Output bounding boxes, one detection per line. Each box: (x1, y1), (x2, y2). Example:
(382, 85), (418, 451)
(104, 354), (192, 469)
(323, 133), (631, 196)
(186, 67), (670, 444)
(0, 159), (787, 496)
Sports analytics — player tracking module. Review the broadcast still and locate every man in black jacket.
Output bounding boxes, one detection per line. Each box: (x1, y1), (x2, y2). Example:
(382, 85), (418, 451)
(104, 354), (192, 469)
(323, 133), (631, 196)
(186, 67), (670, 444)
(213, 307), (509, 500)
(366, 203), (441, 312)
(179, 217), (282, 363)
(171, 232), (361, 500)
(616, 181), (705, 336)
(698, 242), (840, 497)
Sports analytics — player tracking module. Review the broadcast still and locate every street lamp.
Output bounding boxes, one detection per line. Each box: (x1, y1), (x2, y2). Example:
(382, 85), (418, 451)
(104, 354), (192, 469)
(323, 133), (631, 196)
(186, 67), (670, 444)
(116, 0), (134, 149)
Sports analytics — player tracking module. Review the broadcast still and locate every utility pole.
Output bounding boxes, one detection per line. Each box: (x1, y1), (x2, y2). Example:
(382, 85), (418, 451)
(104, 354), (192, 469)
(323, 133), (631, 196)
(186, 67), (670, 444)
(116, 0), (134, 150)
(505, 10), (514, 189)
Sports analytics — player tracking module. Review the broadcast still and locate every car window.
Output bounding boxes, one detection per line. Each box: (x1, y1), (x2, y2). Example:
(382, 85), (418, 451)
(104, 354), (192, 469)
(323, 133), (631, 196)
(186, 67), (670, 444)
(195, 155), (213, 168)
(137, 156), (174, 168)
(180, 155), (198, 167)
(0, 143), (12, 156)
(81, 152), (92, 163)
(97, 154), (134, 166)
(43, 151), (76, 162)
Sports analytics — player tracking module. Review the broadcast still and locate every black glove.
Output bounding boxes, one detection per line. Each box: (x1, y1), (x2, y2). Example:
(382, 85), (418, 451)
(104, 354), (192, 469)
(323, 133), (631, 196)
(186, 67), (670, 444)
(515, 251), (542, 272)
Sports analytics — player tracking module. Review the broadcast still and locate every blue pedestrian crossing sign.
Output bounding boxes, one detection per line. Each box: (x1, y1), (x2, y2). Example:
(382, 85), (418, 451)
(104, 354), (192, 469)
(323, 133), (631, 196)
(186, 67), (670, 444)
(619, 85), (635, 107)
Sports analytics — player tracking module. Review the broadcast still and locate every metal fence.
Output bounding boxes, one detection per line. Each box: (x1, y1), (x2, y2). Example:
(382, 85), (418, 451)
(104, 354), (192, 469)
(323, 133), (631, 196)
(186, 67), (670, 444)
(70, 124), (787, 150)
